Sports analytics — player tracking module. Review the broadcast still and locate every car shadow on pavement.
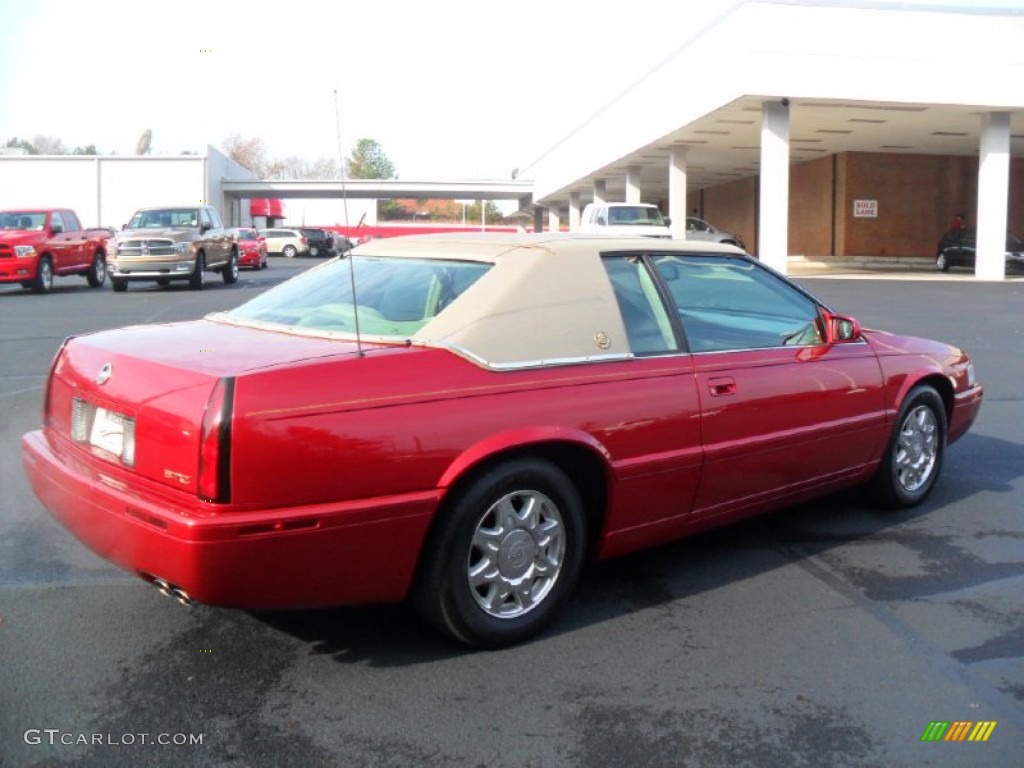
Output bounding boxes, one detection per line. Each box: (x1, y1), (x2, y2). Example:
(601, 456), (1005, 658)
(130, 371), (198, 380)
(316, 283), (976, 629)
(251, 431), (1022, 664)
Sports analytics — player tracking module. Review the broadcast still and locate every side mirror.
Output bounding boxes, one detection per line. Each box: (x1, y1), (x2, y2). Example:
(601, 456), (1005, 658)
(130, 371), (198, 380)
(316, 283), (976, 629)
(822, 311), (862, 343)
(50, 223), (64, 235)
(596, 215), (607, 225)
(663, 217), (672, 227)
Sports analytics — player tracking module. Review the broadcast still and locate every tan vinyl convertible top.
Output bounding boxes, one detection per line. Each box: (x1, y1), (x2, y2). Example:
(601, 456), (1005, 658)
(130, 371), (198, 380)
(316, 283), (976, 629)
(354, 232), (744, 369)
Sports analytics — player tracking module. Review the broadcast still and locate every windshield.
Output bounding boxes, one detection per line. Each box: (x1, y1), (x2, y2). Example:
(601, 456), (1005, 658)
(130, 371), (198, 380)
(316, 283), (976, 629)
(127, 209), (199, 229)
(0, 211), (46, 230)
(236, 229), (258, 241)
(608, 206), (666, 226)
(223, 255), (491, 338)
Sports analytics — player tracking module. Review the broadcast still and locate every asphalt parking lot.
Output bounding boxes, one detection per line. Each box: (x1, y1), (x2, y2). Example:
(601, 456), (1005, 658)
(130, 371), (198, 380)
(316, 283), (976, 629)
(1, 260), (1021, 767)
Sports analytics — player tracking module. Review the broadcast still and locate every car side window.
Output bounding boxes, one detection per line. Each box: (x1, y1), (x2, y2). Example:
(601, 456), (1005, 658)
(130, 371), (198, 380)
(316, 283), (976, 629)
(208, 208), (223, 229)
(63, 211), (81, 231)
(601, 255), (678, 355)
(652, 255), (824, 352)
(50, 211), (66, 232)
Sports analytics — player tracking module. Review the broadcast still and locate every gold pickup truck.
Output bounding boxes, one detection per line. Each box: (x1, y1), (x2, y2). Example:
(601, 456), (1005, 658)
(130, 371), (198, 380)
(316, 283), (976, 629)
(107, 205), (238, 292)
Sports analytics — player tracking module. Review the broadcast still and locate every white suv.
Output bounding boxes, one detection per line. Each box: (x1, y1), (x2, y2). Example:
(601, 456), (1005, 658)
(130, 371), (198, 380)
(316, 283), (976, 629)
(579, 203), (672, 238)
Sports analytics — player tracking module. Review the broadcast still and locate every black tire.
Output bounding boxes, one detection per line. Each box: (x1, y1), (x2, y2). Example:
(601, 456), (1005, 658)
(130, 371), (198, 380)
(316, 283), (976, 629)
(112, 278), (128, 292)
(870, 385), (947, 508)
(157, 278), (170, 287)
(413, 458), (587, 648)
(189, 253), (206, 290)
(222, 249), (239, 284)
(936, 251), (950, 272)
(282, 245), (297, 259)
(31, 256), (54, 294)
(86, 252), (106, 287)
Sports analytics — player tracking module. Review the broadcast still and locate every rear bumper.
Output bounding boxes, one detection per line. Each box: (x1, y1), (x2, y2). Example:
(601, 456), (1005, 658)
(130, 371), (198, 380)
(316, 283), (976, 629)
(22, 429), (438, 609)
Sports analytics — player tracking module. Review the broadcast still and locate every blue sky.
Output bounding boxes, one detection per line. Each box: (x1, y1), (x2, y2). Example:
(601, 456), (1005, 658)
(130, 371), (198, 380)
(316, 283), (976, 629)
(1, 0), (1020, 179)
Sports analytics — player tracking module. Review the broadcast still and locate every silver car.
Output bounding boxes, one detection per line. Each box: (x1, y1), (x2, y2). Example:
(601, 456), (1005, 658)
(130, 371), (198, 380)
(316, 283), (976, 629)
(685, 217), (745, 249)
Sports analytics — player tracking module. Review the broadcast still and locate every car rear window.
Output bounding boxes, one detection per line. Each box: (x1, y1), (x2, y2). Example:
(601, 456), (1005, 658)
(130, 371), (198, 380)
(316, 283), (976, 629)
(223, 256), (491, 338)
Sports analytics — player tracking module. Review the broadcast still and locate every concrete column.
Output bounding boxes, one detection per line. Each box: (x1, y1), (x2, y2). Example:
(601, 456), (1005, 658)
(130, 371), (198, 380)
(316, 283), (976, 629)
(593, 179), (606, 206)
(569, 190), (581, 231)
(976, 111), (1010, 281)
(669, 147), (688, 240)
(548, 207), (561, 233)
(625, 166), (642, 203)
(759, 100), (790, 273)
(533, 206), (544, 233)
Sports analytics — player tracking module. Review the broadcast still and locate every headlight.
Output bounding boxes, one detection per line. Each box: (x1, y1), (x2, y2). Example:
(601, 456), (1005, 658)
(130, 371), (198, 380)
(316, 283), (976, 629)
(966, 361), (976, 388)
(14, 245), (36, 258)
(174, 241), (194, 255)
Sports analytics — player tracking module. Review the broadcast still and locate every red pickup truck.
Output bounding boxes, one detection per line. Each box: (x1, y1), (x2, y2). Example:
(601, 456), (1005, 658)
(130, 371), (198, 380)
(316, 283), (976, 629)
(0, 209), (110, 293)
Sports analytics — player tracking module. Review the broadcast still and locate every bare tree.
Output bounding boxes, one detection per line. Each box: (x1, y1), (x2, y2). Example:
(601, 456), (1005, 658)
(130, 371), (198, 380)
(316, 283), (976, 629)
(222, 134), (270, 175)
(32, 135), (68, 155)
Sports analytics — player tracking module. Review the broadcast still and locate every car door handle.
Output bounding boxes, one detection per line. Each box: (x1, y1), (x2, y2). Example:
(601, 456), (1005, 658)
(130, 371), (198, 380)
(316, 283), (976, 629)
(708, 377), (737, 396)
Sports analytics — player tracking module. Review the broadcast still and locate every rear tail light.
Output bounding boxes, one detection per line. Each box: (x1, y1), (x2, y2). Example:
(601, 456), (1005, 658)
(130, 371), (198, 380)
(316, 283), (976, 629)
(300, 237), (308, 245)
(43, 337), (74, 428)
(198, 377), (235, 503)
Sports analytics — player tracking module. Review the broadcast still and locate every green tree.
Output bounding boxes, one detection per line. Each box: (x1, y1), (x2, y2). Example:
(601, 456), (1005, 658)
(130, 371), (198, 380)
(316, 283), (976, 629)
(5, 137), (38, 154)
(464, 200), (504, 224)
(72, 144), (98, 155)
(346, 138), (396, 179)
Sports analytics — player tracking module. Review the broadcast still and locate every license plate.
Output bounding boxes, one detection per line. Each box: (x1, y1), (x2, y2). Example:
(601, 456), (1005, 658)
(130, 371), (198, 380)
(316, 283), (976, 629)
(89, 407), (127, 457)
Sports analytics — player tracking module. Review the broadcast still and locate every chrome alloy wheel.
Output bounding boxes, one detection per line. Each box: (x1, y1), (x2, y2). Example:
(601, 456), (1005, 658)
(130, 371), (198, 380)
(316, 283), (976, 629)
(894, 404), (938, 492)
(467, 490), (566, 619)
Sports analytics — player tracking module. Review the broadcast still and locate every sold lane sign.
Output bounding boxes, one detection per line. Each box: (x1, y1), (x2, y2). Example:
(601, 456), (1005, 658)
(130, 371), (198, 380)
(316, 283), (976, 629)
(853, 199), (878, 218)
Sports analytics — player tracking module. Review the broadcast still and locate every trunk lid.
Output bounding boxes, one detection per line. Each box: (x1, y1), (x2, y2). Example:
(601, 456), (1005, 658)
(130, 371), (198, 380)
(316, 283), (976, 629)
(46, 318), (363, 496)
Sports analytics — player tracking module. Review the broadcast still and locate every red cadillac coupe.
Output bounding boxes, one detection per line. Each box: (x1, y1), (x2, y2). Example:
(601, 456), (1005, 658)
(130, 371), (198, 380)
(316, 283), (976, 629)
(22, 233), (983, 647)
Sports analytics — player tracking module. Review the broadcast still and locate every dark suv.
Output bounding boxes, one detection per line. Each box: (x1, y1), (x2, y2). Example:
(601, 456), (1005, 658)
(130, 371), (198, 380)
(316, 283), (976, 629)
(299, 228), (335, 258)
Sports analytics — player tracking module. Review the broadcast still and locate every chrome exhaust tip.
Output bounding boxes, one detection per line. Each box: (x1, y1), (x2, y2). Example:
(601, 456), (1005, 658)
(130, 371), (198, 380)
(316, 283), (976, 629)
(148, 576), (193, 606)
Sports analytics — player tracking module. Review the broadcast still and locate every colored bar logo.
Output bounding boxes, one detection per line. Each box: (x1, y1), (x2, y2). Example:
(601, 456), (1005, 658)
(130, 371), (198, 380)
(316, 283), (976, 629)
(921, 721), (996, 742)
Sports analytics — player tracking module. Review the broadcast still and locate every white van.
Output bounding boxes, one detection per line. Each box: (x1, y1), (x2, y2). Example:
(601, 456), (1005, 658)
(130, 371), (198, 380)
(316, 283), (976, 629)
(579, 202), (672, 238)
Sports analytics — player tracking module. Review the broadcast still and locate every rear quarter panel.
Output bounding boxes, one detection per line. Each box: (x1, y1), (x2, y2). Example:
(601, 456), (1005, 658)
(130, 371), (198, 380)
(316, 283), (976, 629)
(229, 347), (704, 540)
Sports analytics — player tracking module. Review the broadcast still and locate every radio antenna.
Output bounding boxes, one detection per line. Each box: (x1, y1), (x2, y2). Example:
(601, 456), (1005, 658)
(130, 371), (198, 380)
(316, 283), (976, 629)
(333, 89), (350, 229)
(334, 88), (362, 357)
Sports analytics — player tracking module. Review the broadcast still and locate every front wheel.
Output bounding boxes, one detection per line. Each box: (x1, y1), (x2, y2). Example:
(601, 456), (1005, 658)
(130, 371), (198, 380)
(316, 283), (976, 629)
(282, 245), (297, 259)
(413, 459), (587, 648)
(86, 252), (106, 287)
(189, 253), (206, 290)
(222, 249), (239, 284)
(111, 278), (127, 292)
(870, 385), (947, 508)
(31, 256), (54, 294)
(936, 251), (950, 272)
